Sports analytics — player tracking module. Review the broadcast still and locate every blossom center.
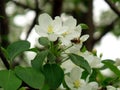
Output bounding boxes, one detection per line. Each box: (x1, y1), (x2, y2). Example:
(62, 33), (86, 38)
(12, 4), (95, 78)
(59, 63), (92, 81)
(62, 32), (68, 37)
(73, 80), (80, 88)
(71, 38), (80, 44)
(48, 25), (53, 34)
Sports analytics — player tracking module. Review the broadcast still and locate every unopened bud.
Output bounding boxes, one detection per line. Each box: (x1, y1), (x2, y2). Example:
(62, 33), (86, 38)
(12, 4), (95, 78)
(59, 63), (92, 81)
(100, 53), (103, 58)
(92, 49), (97, 56)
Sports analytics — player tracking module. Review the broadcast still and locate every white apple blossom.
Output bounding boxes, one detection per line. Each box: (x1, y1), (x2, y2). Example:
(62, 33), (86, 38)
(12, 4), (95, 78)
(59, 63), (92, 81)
(79, 51), (103, 68)
(35, 13), (89, 48)
(65, 66), (86, 90)
(64, 34), (89, 54)
(70, 34), (89, 52)
(59, 16), (79, 46)
(59, 15), (89, 47)
(35, 13), (66, 41)
(65, 66), (98, 90)
(59, 14), (88, 46)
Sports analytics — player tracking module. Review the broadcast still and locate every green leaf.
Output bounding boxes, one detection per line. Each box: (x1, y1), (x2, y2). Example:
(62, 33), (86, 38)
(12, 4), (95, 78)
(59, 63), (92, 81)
(102, 77), (116, 86)
(28, 48), (39, 53)
(31, 50), (48, 71)
(69, 53), (91, 74)
(101, 59), (115, 69)
(81, 45), (87, 52)
(88, 69), (98, 82)
(79, 23), (89, 29)
(41, 84), (50, 90)
(102, 60), (120, 77)
(39, 37), (50, 47)
(19, 87), (26, 90)
(0, 70), (22, 90)
(7, 40), (30, 61)
(43, 64), (64, 89)
(102, 59), (115, 64)
(15, 66), (45, 89)
(112, 0), (120, 2)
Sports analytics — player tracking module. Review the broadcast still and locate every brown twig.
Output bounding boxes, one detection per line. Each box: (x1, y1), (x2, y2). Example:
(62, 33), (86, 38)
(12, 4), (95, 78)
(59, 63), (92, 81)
(104, 0), (120, 17)
(12, 0), (36, 11)
(0, 0), (9, 48)
(52, 0), (63, 18)
(94, 17), (119, 43)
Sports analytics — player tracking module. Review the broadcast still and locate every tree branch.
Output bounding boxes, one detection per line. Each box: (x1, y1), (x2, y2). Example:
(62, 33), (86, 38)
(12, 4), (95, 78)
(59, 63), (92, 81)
(12, 0), (41, 11)
(94, 17), (118, 43)
(104, 0), (120, 17)
(0, 0), (9, 48)
(25, 0), (40, 39)
(52, 0), (63, 18)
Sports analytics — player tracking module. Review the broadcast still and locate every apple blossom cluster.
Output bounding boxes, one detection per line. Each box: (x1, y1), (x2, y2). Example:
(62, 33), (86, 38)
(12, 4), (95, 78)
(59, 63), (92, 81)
(34, 13), (120, 90)
(35, 13), (103, 68)
(35, 13), (89, 47)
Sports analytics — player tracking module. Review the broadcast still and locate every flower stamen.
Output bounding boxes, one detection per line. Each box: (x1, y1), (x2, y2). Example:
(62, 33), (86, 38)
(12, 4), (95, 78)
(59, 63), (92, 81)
(62, 31), (68, 37)
(48, 25), (53, 34)
(73, 80), (81, 88)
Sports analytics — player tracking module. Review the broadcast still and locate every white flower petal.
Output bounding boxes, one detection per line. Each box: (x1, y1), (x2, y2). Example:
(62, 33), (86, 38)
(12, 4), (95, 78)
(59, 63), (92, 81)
(35, 25), (47, 36)
(58, 26), (68, 35)
(73, 32), (81, 38)
(90, 57), (103, 68)
(80, 35), (89, 42)
(88, 82), (98, 90)
(54, 17), (62, 28)
(80, 51), (103, 68)
(38, 13), (52, 28)
(48, 34), (58, 41)
(66, 44), (81, 54)
(65, 75), (74, 89)
(80, 79), (86, 87)
(70, 67), (83, 81)
(107, 86), (116, 90)
(52, 17), (62, 33)
(75, 25), (82, 35)
(60, 37), (71, 46)
(67, 31), (80, 40)
(63, 16), (77, 29)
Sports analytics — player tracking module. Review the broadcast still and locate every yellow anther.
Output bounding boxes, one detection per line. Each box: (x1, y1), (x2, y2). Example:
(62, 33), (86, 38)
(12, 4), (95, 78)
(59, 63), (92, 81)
(73, 80), (80, 88)
(62, 32), (68, 37)
(48, 25), (53, 33)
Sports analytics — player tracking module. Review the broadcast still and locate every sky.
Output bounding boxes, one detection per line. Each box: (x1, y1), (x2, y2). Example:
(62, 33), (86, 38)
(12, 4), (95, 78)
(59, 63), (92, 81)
(93, 0), (110, 21)
(93, 0), (120, 60)
(94, 33), (120, 60)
